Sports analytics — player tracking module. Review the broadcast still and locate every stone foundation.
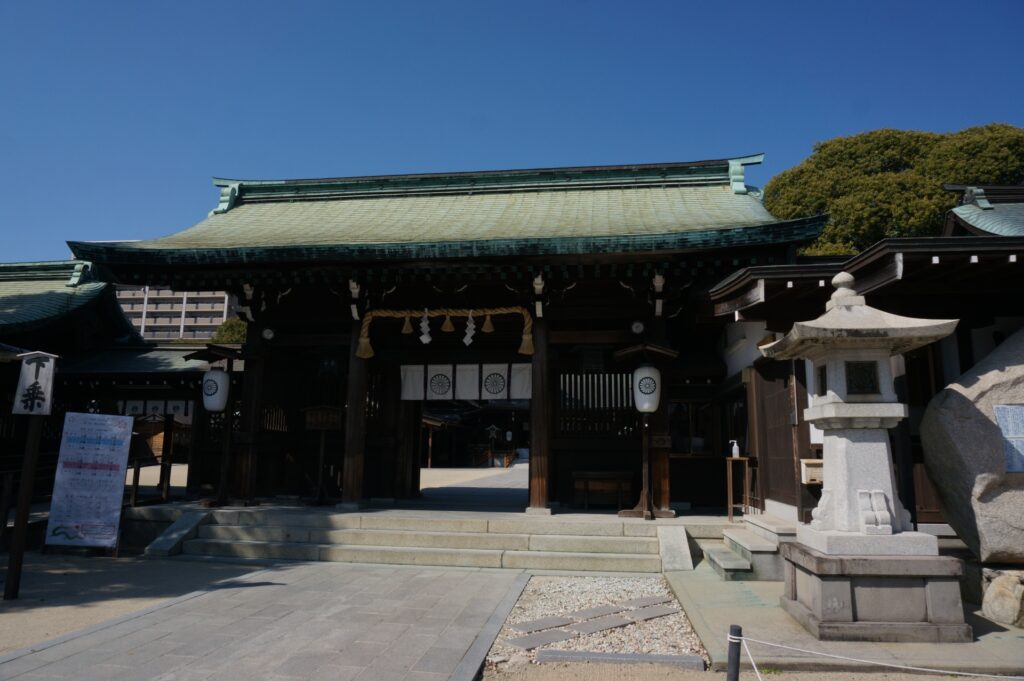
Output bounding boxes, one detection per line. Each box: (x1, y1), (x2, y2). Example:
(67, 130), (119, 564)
(780, 542), (972, 643)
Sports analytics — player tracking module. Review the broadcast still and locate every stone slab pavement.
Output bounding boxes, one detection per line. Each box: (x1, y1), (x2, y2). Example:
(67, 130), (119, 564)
(667, 563), (1024, 675)
(0, 560), (527, 681)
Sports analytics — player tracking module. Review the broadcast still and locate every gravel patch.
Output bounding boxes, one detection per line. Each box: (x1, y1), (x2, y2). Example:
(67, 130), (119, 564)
(486, 575), (708, 671)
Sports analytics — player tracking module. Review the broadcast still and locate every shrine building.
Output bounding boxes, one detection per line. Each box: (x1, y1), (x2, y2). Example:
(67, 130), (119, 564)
(67, 155), (828, 513)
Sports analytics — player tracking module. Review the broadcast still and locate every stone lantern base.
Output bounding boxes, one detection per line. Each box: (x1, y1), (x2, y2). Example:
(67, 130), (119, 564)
(780, 542), (973, 643)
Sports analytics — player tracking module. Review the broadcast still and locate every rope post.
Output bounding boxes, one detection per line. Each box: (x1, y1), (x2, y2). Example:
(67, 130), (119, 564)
(727, 624), (742, 681)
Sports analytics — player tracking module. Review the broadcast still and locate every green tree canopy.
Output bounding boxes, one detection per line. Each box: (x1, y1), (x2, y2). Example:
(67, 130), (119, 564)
(211, 316), (247, 343)
(763, 124), (1024, 255)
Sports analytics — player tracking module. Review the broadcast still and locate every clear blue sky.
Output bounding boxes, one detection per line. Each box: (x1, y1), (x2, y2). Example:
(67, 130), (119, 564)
(2, 1), (1022, 262)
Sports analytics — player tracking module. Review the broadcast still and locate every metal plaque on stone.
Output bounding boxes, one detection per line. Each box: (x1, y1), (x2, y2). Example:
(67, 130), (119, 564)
(994, 404), (1024, 472)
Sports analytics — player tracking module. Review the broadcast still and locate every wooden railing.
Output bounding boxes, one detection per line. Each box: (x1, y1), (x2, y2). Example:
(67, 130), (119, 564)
(556, 372), (638, 437)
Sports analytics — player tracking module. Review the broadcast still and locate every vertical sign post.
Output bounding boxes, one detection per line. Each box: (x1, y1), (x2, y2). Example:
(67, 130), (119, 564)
(4, 351), (58, 601)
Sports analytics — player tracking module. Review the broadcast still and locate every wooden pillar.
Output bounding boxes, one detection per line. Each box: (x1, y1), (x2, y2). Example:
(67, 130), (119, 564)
(159, 415), (174, 503)
(4, 417), (43, 600)
(395, 400), (421, 499)
(341, 320), (369, 506)
(649, 318), (672, 513)
(214, 358), (235, 505)
(528, 317), (550, 511)
(651, 391), (672, 512)
(237, 333), (266, 503)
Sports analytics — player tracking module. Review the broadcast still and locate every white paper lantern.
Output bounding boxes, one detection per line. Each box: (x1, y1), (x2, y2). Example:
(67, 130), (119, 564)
(202, 368), (230, 413)
(632, 365), (661, 413)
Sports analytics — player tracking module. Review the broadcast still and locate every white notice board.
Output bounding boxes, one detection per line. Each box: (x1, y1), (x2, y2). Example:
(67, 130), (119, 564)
(45, 412), (134, 548)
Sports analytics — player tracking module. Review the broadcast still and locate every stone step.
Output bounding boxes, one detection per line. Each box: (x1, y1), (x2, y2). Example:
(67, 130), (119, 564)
(487, 518), (656, 537)
(210, 509), (362, 530)
(183, 538), (321, 562)
(722, 528), (785, 581)
(742, 513), (797, 542)
(527, 534), (660, 555)
(319, 544), (503, 568)
(183, 538), (660, 572)
(198, 524), (659, 554)
(722, 528), (777, 553)
(702, 543), (755, 581)
(679, 522), (735, 540)
(501, 550), (661, 573)
(322, 528), (531, 551)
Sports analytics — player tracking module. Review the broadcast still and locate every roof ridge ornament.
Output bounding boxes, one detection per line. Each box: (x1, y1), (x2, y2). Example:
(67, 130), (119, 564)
(66, 261), (91, 287)
(209, 182), (240, 216)
(964, 186), (993, 210)
(727, 154), (765, 195)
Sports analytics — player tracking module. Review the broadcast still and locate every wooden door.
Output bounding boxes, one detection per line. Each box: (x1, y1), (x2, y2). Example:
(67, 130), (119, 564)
(748, 359), (813, 520)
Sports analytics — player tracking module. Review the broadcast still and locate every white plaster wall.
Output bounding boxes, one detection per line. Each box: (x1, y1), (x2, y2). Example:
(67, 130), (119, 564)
(803, 359), (824, 445)
(722, 321), (769, 378)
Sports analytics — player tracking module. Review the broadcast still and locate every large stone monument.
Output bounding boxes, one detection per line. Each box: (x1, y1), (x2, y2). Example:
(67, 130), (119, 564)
(760, 272), (972, 642)
(920, 326), (1024, 565)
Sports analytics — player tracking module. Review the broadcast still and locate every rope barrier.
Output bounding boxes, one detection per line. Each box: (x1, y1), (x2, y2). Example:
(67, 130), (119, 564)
(726, 633), (1024, 680)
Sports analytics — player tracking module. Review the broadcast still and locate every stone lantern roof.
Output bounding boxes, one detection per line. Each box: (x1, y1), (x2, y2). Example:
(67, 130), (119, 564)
(760, 272), (958, 361)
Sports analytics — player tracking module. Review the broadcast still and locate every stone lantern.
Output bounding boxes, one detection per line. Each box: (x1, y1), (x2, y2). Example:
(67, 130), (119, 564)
(759, 272), (971, 642)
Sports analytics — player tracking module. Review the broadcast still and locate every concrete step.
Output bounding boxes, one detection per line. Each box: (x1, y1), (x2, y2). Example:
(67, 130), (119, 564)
(183, 538), (660, 572)
(210, 509), (362, 530)
(487, 518), (656, 537)
(722, 528), (784, 581)
(527, 534), (660, 554)
(722, 528), (777, 553)
(501, 550), (661, 573)
(679, 522), (736, 540)
(198, 524), (659, 554)
(320, 528), (531, 551)
(320, 544), (503, 568)
(702, 542), (755, 581)
(183, 538), (321, 561)
(742, 513), (797, 543)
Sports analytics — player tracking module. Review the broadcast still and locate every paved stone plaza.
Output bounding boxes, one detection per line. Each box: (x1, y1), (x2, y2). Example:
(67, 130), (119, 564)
(0, 562), (523, 681)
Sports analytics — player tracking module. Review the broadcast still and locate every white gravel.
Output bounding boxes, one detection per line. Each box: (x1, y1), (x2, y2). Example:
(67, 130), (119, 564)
(487, 575), (709, 670)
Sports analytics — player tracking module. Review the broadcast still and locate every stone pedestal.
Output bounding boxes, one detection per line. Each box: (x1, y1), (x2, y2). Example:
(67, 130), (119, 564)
(780, 542), (972, 642)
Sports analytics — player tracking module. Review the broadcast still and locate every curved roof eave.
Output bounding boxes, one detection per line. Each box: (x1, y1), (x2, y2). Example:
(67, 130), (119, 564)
(68, 215), (827, 269)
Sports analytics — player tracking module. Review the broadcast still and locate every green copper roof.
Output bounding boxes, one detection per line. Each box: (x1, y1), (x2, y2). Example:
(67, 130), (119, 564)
(60, 347), (211, 374)
(952, 202), (1024, 237)
(0, 261), (110, 334)
(69, 156), (826, 266)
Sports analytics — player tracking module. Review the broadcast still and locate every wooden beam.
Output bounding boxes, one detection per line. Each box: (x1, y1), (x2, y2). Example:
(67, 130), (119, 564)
(341, 320), (370, 506)
(550, 330), (633, 345)
(528, 318), (550, 511)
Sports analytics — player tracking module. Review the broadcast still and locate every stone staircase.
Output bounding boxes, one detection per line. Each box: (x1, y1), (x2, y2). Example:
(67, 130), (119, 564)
(701, 513), (795, 581)
(181, 509), (669, 573)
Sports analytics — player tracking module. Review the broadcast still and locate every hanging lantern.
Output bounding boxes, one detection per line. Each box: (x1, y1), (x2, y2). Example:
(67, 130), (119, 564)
(632, 364), (661, 413)
(202, 368), (230, 413)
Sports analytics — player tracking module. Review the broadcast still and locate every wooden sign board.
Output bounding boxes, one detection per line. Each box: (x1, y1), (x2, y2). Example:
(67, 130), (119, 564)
(12, 352), (58, 416)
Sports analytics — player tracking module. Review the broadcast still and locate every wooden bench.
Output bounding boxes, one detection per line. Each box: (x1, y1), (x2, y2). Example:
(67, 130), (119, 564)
(573, 471), (633, 510)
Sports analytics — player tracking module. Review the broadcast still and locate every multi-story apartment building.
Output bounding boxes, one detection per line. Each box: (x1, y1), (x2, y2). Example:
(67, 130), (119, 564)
(116, 287), (232, 341)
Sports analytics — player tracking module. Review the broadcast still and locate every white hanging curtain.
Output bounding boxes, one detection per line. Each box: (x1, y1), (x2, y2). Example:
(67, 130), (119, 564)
(455, 364), (480, 400)
(480, 363), (509, 400)
(400, 365), (425, 400)
(510, 363), (532, 399)
(426, 364), (455, 401)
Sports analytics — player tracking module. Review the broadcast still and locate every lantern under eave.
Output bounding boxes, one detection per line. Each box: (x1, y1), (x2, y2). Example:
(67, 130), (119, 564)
(202, 368), (230, 413)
